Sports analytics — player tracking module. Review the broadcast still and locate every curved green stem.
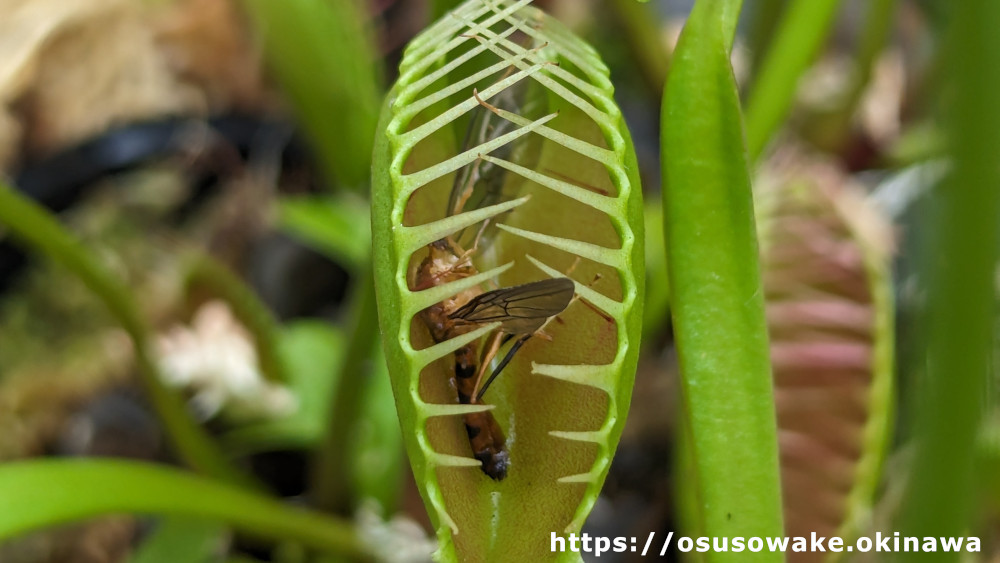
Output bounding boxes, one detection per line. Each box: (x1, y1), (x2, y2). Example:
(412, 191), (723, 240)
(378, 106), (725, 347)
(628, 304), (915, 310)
(312, 265), (381, 514)
(184, 254), (289, 384)
(0, 459), (371, 561)
(0, 184), (256, 490)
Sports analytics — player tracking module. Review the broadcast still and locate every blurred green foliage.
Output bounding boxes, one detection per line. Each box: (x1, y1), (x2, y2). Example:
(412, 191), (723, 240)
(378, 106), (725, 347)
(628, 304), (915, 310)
(0, 0), (995, 560)
(898, 0), (1000, 555)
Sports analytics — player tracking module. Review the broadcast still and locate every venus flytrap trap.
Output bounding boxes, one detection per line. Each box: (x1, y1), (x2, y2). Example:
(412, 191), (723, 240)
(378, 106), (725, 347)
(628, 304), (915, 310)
(371, 0), (643, 560)
(754, 160), (895, 559)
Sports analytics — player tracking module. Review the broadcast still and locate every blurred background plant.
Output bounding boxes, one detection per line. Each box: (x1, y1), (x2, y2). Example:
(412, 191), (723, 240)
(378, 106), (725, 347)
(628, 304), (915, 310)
(0, 0), (994, 562)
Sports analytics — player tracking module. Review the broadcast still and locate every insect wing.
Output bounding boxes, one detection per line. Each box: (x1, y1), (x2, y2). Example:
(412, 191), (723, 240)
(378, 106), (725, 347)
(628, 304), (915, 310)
(450, 277), (575, 334)
(447, 34), (544, 250)
(447, 97), (515, 217)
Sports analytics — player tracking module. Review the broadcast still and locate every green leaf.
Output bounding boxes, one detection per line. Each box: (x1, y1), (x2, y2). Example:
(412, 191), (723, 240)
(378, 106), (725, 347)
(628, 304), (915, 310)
(371, 1), (644, 560)
(129, 518), (226, 563)
(221, 322), (346, 453)
(240, 0), (382, 190)
(743, 0), (841, 162)
(347, 333), (406, 513)
(661, 0), (784, 557)
(0, 460), (371, 561)
(746, 0), (788, 75)
(276, 197), (402, 513)
(277, 194), (371, 272)
(224, 321), (404, 513)
(898, 0), (1000, 549)
(0, 183), (254, 489)
(276, 194), (403, 513)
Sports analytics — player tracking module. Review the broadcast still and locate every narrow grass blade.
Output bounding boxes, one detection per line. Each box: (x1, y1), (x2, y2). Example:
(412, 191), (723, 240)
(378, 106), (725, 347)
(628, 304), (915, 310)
(0, 184), (255, 489)
(184, 255), (288, 384)
(277, 193), (371, 273)
(743, 0), (841, 162)
(240, 0), (382, 190)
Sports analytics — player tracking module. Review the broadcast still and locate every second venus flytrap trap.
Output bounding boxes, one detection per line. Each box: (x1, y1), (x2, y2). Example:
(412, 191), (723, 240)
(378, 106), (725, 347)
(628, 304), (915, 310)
(370, 0), (644, 560)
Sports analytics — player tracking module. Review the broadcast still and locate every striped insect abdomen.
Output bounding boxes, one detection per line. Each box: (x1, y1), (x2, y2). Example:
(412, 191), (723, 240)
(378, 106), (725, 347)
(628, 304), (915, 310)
(414, 246), (511, 481)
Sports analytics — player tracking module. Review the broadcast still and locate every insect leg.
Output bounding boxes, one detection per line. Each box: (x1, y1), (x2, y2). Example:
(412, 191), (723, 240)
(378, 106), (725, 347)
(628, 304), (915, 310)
(573, 273), (614, 324)
(550, 270), (613, 325)
(451, 155), (483, 217)
(476, 333), (531, 402)
(470, 330), (506, 402)
(564, 256), (582, 277)
(453, 215), (491, 270)
(543, 168), (611, 196)
(472, 88), (505, 119)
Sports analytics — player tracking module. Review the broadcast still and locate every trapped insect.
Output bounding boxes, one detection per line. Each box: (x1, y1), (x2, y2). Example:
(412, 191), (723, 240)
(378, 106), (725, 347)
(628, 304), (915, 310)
(411, 64), (572, 480)
(447, 30), (544, 248)
(414, 244), (573, 480)
(450, 277), (575, 404)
